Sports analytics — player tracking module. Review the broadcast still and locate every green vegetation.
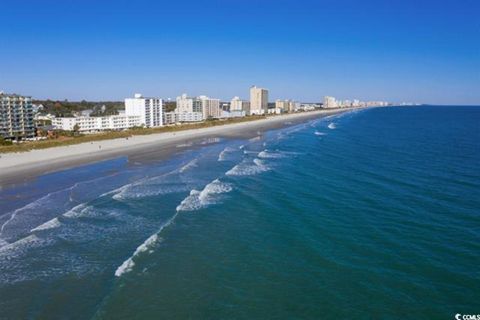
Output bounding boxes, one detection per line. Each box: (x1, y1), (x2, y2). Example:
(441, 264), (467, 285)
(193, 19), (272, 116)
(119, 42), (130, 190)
(0, 137), (13, 146)
(0, 115), (266, 153)
(34, 99), (124, 117)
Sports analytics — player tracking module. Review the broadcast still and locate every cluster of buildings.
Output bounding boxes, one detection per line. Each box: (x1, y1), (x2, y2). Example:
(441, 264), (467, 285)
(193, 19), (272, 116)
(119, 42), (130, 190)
(323, 96), (390, 108)
(0, 88), (392, 140)
(51, 86), (273, 133)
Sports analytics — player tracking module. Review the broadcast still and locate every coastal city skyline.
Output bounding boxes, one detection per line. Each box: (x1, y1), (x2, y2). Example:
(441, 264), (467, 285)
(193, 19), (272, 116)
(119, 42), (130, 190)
(1, 1), (479, 318)
(1, 85), (392, 139)
(1, 0), (479, 105)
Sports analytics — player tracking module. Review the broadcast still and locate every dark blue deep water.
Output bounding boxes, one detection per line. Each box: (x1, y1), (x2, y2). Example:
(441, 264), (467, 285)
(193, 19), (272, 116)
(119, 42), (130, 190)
(0, 106), (479, 319)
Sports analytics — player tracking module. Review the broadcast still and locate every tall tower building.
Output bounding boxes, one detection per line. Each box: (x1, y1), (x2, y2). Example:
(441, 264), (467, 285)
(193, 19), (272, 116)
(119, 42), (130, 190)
(249, 86), (269, 115)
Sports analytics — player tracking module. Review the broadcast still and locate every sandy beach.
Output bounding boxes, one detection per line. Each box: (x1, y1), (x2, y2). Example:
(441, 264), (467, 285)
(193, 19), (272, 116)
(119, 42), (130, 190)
(0, 108), (357, 186)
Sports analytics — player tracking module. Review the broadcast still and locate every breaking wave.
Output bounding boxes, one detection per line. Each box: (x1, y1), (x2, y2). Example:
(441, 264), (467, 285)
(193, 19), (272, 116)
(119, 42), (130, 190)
(176, 179), (232, 212)
(226, 159), (270, 176)
(328, 123), (336, 129)
(218, 147), (237, 161)
(114, 233), (160, 277)
(314, 131), (326, 136)
(179, 158), (198, 172)
(258, 150), (286, 159)
(113, 183), (188, 201)
(0, 234), (51, 258)
(30, 218), (61, 232)
(63, 203), (90, 218)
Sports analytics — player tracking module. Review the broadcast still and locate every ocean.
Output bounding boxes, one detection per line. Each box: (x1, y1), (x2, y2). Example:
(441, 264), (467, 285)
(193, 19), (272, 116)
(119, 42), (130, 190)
(0, 106), (479, 319)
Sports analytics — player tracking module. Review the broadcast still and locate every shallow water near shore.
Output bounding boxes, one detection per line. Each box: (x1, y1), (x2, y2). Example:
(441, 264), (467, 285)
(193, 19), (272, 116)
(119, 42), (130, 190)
(0, 106), (479, 319)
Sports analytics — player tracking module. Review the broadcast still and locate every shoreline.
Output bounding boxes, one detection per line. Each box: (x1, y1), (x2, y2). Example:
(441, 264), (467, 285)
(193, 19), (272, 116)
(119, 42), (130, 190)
(0, 108), (362, 186)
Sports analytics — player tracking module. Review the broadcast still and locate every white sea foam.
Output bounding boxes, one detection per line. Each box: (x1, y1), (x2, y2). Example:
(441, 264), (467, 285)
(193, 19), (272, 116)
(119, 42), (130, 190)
(0, 175), (117, 237)
(218, 147), (237, 161)
(179, 158), (198, 172)
(115, 233), (159, 277)
(176, 179), (232, 211)
(110, 169), (182, 201)
(176, 142), (194, 148)
(0, 234), (48, 257)
(113, 184), (187, 201)
(115, 211), (181, 277)
(258, 150), (286, 159)
(0, 238), (8, 247)
(226, 159), (270, 176)
(328, 123), (336, 129)
(0, 193), (54, 236)
(314, 131), (326, 136)
(249, 136), (261, 142)
(62, 203), (90, 218)
(109, 178), (235, 276)
(199, 137), (220, 145)
(30, 218), (61, 232)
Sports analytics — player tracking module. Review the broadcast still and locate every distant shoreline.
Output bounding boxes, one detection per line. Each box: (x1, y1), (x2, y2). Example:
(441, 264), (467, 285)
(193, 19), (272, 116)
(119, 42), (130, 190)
(0, 108), (365, 186)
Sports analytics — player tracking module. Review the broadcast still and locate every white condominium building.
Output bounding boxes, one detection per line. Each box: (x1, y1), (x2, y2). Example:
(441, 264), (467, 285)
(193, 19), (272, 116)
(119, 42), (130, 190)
(175, 94), (221, 120)
(230, 96), (251, 114)
(250, 86), (269, 115)
(323, 96), (338, 108)
(176, 94), (202, 114)
(175, 94), (203, 122)
(125, 93), (164, 127)
(52, 113), (142, 132)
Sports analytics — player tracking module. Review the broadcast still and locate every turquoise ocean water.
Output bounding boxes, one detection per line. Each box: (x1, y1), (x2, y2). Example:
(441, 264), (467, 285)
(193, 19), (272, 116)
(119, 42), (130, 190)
(0, 106), (479, 319)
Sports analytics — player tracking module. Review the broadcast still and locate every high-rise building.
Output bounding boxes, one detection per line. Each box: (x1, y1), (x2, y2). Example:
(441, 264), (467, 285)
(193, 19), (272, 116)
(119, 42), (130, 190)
(125, 93), (164, 127)
(0, 92), (35, 140)
(175, 94), (203, 122)
(250, 86), (269, 115)
(175, 94), (221, 120)
(198, 95), (221, 119)
(323, 96), (338, 108)
(230, 96), (251, 114)
(176, 94), (202, 114)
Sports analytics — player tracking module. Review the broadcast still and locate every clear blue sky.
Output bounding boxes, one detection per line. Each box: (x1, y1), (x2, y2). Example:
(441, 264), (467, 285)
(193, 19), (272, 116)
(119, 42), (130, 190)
(1, 0), (479, 104)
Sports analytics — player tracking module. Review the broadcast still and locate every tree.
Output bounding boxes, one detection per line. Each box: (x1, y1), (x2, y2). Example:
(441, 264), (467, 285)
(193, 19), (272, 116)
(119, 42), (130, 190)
(73, 124), (80, 136)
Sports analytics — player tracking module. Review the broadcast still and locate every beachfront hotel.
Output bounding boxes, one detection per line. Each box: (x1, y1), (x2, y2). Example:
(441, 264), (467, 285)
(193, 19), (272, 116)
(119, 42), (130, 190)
(0, 92), (35, 140)
(323, 96), (338, 108)
(250, 86), (269, 115)
(52, 93), (163, 132)
(275, 99), (298, 113)
(125, 93), (164, 127)
(175, 94), (221, 121)
(199, 95), (221, 119)
(51, 112), (142, 132)
(230, 96), (251, 114)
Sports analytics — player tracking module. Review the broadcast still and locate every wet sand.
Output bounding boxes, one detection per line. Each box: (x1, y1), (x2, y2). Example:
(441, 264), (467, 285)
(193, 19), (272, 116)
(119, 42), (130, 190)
(0, 108), (357, 186)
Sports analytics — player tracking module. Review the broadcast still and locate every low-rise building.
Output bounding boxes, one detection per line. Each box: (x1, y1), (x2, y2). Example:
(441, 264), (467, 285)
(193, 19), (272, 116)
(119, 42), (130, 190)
(52, 114), (142, 132)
